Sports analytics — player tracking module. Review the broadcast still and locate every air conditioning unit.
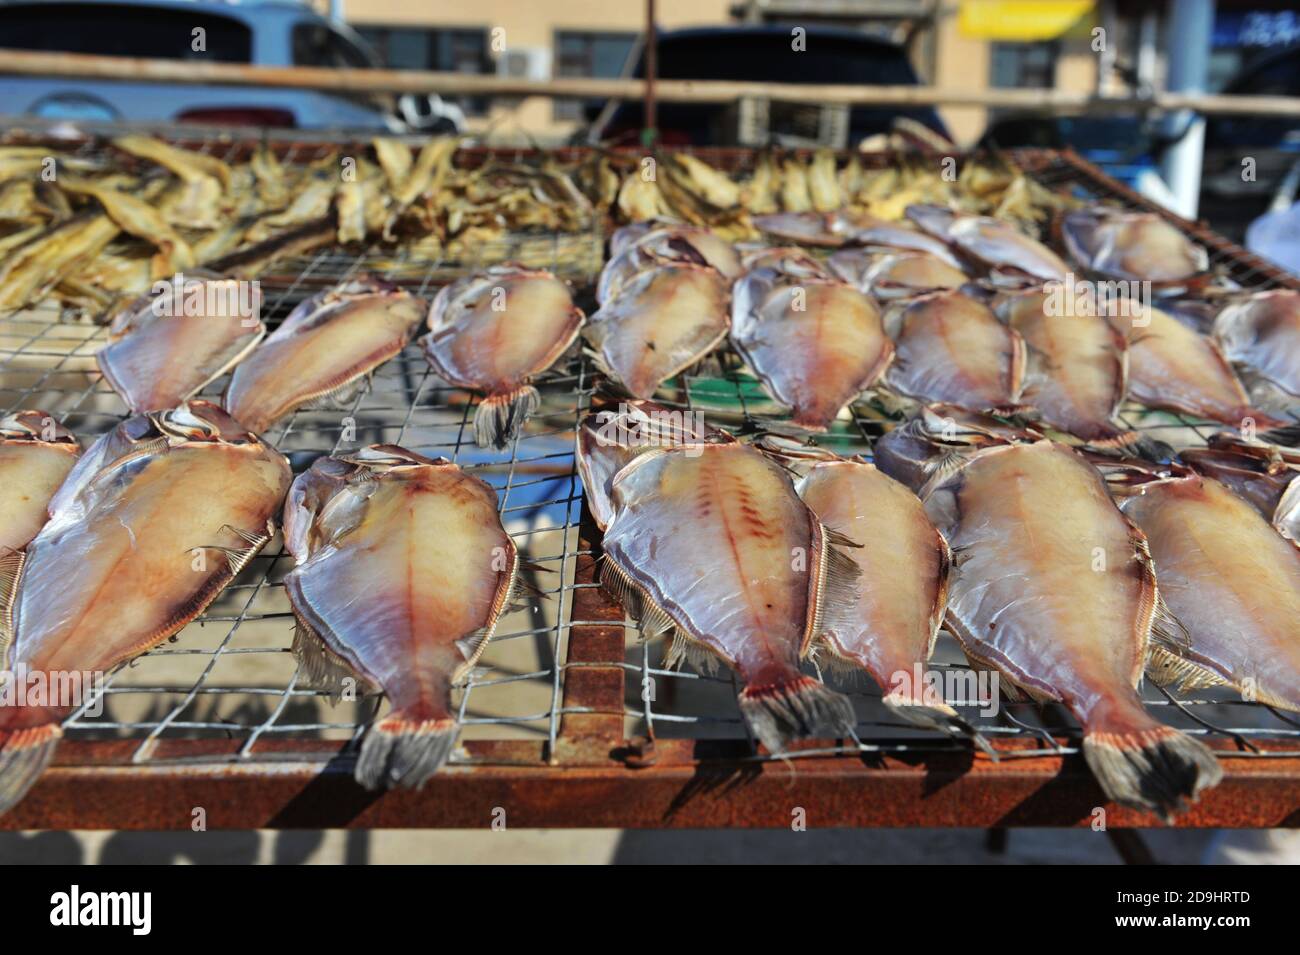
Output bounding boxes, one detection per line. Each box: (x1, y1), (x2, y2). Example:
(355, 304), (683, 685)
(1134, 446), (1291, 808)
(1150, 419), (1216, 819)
(496, 47), (551, 82)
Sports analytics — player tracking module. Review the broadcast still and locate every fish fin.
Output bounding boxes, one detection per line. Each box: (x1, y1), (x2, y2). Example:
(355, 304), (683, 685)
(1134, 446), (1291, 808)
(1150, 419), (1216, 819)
(663, 630), (724, 676)
(807, 523), (863, 650)
(882, 692), (998, 760)
(302, 374), (370, 411)
(1148, 588), (1194, 657)
(1260, 422), (1300, 448)
(599, 557), (679, 641)
(737, 675), (856, 755)
(0, 723), (61, 815)
(956, 641), (1031, 703)
(291, 621), (371, 704)
(1082, 709), (1223, 822)
(474, 384), (541, 449)
(1145, 645), (1228, 693)
(0, 548), (25, 669)
(355, 715), (458, 790)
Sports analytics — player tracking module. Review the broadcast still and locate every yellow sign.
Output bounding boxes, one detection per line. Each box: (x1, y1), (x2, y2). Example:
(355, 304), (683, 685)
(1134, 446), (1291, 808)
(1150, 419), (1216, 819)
(959, 0), (1096, 41)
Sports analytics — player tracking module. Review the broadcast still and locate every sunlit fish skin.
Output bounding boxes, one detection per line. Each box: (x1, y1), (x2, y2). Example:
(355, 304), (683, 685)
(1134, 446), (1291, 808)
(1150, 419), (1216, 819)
(283, 446), (518, 789)
(421, 266), (584, 449)
(599, 442), (858, 754)
(98, 272), (265, 413)
(0, 401), (290, 815)
(1060, 208), (1208, 286)
(906, 204), (1069, 286)
(575, 399), (733, 532)
(225, 276), (423, 434)
(1212, 289), (1300, 407)
(731, 266), (893, 431)
(883, 290), (1025, 412)
(0, 411), (79, 558)
(585, 263), (729, 401)
(995, 288), (1132, 445)
(922, 441), (1222, 819)
(598, 224), (740, 304)
(827, 248), (968, 300)
(1119, 472), (1300, 714)
(1122, 304), (1289, 431)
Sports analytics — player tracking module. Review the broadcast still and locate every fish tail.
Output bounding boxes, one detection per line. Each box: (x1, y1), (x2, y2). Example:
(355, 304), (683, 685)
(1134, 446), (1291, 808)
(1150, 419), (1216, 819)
(881, 692), (998, 760)
(1082, 700), (1223, 822)
(1260, 421), (1300, 448)
(473, 385), (541, 449)
(356, 714), (459, 791)
(737, 675), (856, 755)
(0, 721), (61, 815)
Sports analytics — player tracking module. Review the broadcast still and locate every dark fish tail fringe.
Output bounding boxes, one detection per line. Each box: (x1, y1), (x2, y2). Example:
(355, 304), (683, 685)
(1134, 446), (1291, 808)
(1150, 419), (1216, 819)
(1260, 422), (1300, 448)
(474, 385), (541, 449)
(1082, 723), (1223, 822)
(882, 694), (998, 760)
(0, 723), (61, 815)
(738, 676), (856, 755)
(356, 716), (459, 791)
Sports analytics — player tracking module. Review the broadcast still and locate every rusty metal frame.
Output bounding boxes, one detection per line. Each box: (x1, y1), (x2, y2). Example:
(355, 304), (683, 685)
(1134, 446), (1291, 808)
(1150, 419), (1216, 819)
(2, 137), (1300, 830)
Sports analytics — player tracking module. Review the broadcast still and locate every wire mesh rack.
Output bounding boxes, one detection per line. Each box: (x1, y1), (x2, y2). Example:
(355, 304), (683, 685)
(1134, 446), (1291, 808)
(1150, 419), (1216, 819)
(2, 140), (1299, 830)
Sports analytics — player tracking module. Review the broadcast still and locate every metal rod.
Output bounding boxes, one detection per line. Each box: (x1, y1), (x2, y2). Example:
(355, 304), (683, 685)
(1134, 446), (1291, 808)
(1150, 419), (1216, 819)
(643, 0), (657, 148)
(1160, 0), (1215, 219)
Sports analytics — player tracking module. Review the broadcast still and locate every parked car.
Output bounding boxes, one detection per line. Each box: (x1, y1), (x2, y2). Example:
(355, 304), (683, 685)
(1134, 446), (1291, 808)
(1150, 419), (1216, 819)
(0, 0), (464, 132)
(583, 25), (950, 147)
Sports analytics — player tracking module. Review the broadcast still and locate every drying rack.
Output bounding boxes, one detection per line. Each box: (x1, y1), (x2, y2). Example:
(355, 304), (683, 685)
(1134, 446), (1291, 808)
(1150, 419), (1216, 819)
(1, 136), (1299, 831)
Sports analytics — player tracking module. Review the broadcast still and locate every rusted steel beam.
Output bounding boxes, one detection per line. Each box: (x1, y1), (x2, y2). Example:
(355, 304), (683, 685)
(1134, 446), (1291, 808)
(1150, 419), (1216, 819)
(7, 738), (1299, 830)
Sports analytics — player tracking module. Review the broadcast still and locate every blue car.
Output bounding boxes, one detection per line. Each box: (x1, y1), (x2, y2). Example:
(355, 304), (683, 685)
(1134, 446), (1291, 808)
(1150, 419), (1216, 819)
(0, 0), (464, 131)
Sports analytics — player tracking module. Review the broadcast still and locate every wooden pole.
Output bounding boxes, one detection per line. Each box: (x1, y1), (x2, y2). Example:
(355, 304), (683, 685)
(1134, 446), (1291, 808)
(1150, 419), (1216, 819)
(643, 0), (657, 148)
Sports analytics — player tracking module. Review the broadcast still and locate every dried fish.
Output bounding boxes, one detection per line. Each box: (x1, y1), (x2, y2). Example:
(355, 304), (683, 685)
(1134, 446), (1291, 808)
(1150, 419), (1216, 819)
(828, 248), (968, 300)
(58, 177), (194, 277)
(1182, 434), (1300, 540)
(922, 440), (1222, 819)
(0, 412), (79, 559)
(1061, 208), (1209, 286)
(597, 441), (859, 753)
(873, 403), (1043, 492)
(0, 211), (120, 312)
(598, 223), (740, 304)
(226, 277), (423, 434)
(284, 446), (522, 788)
(907, 204), (1069, 286)
(422, 266), (583, 447)
(1120, 472), (1300, 713)
(883, 290), (1025, 412)
(1212, 289), (1300, 409)
(752, 210), (877, 248)
(98, 272), (265, 413)
(0, 401), (290, 814)
(586, 263), (729, 400)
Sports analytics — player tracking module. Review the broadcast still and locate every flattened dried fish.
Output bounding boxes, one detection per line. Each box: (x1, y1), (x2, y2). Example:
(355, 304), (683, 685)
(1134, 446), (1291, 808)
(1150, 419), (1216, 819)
(0, 402), (290, 814)
(1183, 434), (1300, 540)
(598, 224), (740, 303)
(226, 277), (423, 434)
(98, 273), (265, 413)
(873, 403), (1043, 492)
(883, 290), (1025, 412)
(922, 441), (1222, 819)
(586, 264), (729, 400)
(284, 446), (521, 788)
(1061, 208), (1208, 286)
(731, 266), (893, 430)
(1120, 473), (1300, 712)
(996, 288), (1132, 445)
(752, 210), (876, 248)
(422, 266), (583, 448)
(598, 442), (858, 753)
(907, 204), (1069, 286)
(1213, 290), (1300, 408)
(828, 248), (967, 299)
(0, 412), (79, 561)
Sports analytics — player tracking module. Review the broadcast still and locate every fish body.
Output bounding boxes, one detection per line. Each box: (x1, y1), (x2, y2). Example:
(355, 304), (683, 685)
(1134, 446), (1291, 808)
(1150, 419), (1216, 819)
(906, 204), (1069, 286)
(1182, 435), (1300, 540)
(1061, 208), (1208, 286)
(1120, 474), (1300, 711)
(0, 412), (79, 558)
(873, 403), (1043, 492)
(883, 290), (1025, 412)
(585, 263), (729, 400)
(0, 402), (290, 814)
(422, 266), (583, 448)
(598, 225), (739, 303)
(828, 248), (967, 299)
(922, 440), (1222, 818)
(99, 273), (265, 413)
(283, 446), (518, 788)
(731, 267), (893, 430)
(1212, 289), (1300, 408)
(226, 277), (423, 434)
(599, 442), (858, 753)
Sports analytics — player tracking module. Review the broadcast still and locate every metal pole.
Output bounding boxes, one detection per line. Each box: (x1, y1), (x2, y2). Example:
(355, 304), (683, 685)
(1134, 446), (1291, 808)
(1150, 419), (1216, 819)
(1161, 0), (1215, 220)
(643, 0), (658, 149)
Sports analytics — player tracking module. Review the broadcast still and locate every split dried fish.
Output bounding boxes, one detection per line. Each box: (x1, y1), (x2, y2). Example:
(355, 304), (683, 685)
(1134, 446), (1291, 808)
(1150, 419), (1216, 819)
(922, 440), (1222, 819)
(284, 446), (523, 788)
(883, 290), (1025, 412)
(732, 265), (893, 430)
(907, 204), (1069, 286)
(828, 248), (968, 300)
(226, 277), (423, 434)
(1120, 472), (1300, 713)
(586, 263), (729, 400)
(597, 441), (859, 753)
(1061, 208), (1209, 286)
(98, 273), (265, 413)
(422, 266), (583, 448)
(1212, 289), (1300, 409)
(0, 401), (290, 814)
(598, 223), (740, 303)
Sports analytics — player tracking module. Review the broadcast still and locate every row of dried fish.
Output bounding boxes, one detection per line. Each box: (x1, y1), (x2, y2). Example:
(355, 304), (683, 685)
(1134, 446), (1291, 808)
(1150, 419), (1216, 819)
(0, 401), (527, 810)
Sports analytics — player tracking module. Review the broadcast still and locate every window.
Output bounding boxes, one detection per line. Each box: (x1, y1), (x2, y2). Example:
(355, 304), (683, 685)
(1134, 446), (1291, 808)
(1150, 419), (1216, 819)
(292, 23), (372, 70)
(0, 3), (251, 62)
(354, 26), (492, 116)
(989, 41), (1058, 90)
(554, 31), (637, 121)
